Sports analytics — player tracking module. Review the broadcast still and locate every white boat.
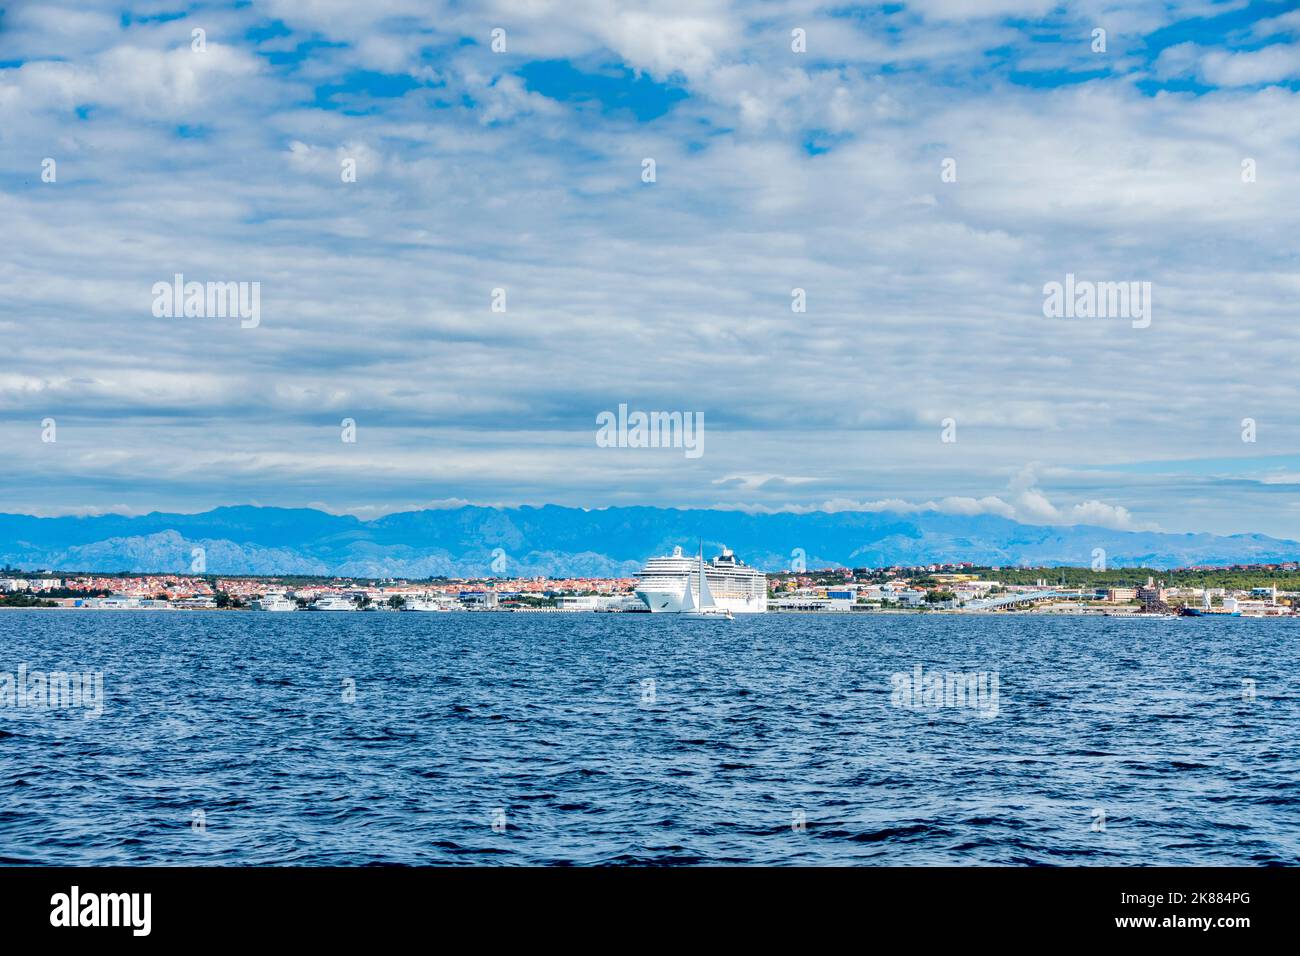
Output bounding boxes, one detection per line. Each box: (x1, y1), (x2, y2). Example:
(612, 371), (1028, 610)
(401, 597), (452, 612)
(679, 546), (734, 620)
(253, 594), (297, 612)
(310, 595), (358, 611)
(635, 545), (766, 613)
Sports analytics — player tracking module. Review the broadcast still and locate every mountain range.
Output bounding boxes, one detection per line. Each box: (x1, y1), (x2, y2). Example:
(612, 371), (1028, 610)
(0, 505), (1297, 577)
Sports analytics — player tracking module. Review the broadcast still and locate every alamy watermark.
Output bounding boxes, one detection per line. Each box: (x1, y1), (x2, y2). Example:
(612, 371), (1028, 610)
(890, 663), (999, 718)
(50, 886), (151, 936)
(596, 404), (704, 459)
(1, 663), (104, 719)
(1042, 273), (1151, 329)
(152, 273), (260, 328)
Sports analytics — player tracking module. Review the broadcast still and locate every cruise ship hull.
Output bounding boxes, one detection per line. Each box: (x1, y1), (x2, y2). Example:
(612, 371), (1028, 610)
(634, 585), (766, 613)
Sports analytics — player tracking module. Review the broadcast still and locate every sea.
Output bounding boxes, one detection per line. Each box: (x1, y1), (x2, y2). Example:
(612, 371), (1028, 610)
(1, 610), (1297, 866)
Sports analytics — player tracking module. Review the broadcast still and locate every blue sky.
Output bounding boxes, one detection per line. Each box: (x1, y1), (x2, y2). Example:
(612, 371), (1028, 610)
(2, 0), (1300, 538)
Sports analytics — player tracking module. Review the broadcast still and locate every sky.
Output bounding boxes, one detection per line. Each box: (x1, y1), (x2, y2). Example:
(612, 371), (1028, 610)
(2, 0), (1299, 538)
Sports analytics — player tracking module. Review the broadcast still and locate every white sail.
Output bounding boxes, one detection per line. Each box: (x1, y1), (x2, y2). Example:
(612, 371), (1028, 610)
(681, 564), (697, 611)
(697, 548), (716, 608)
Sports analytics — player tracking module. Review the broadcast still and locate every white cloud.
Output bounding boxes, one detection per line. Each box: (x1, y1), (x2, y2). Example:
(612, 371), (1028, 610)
(1156, 41), (1300, 86)
(0, 43), (263, 118)
(596, 9), (735, 80)
(713, 474), (819, 491)
(903, 0), (1059, 22)
(722, 484), (1139, 530)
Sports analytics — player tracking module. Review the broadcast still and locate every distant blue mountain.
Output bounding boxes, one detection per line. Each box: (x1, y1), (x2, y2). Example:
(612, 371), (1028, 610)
(0, 505), (1295, 576)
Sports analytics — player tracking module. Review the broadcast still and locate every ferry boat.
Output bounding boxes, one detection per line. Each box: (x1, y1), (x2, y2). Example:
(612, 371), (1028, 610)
(635, 545), (767, 613)
(252, 594), (297, 612)
(402, 597), (454, 612)
(310, 595), (358, 611)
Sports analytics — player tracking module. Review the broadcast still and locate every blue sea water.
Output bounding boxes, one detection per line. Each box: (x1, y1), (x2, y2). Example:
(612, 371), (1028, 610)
(1, 610), (1297, 866)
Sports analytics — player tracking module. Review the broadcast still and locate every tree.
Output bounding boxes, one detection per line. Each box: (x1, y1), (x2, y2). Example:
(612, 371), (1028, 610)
(388, 595), (405, 609)
(0, 593), (56, 608)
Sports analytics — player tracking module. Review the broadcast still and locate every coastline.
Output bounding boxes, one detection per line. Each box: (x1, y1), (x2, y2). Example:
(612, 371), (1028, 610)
(0, 605), (1288, 619)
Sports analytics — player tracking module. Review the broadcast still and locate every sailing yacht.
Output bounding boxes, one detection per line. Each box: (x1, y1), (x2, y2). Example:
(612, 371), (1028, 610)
(680, 546), (735, 620)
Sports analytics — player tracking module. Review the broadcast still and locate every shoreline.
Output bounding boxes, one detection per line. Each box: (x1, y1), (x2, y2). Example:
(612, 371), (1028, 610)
(0, 605), (1291, 619)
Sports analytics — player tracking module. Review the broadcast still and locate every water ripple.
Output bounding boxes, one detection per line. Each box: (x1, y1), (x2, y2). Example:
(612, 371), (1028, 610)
(0, 611), (1297, 865)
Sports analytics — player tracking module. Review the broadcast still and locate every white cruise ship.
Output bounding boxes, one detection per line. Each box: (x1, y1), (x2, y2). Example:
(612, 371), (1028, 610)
(635, 545), (767, 613)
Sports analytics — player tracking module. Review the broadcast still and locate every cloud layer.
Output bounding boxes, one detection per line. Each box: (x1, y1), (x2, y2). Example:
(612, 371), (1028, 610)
(2, 1), (1299, 537)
